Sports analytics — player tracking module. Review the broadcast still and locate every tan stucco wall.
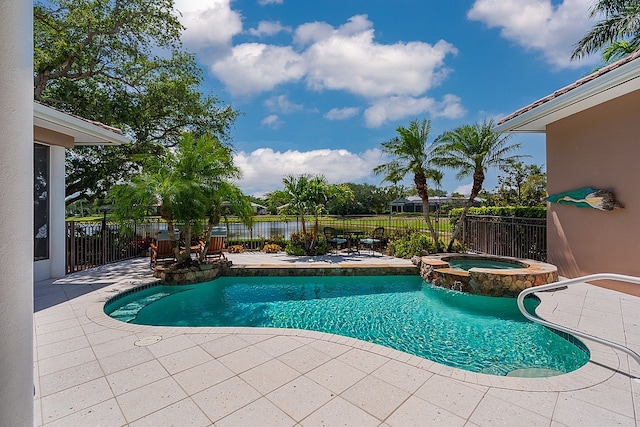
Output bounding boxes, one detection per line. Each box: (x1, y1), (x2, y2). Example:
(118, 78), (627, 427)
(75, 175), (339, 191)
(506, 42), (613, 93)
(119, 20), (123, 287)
(547, 88), (640, 294)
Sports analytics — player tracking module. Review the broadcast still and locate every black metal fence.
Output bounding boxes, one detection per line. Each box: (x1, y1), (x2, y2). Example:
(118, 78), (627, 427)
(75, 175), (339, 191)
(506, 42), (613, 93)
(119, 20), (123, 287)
(65, 214), (548, 273)
(65, 220), (154, 273)
(462, 215), (547, 261)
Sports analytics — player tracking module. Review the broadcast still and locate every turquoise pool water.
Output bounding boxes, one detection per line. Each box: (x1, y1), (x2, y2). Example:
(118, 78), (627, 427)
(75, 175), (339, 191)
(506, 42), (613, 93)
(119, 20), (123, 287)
(104, 275), (589, 376)
(447, 258), (523, 271)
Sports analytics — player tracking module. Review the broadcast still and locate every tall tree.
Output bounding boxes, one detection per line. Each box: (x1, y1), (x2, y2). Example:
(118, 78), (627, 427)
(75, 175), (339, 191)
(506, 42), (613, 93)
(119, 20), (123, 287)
(273, 174), (352, 254)
(326, 183), (403, 215)
(373, 119), (442, 252)
(493, 162), (547, 207)
(34, 0), (239, 204)
(434, 120), (525, 252)
(572, 0), (640, 60)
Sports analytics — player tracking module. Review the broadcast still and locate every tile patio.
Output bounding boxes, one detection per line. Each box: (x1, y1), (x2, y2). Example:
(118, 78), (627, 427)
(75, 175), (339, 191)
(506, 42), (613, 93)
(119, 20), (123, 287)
(33, 253), (640, 426)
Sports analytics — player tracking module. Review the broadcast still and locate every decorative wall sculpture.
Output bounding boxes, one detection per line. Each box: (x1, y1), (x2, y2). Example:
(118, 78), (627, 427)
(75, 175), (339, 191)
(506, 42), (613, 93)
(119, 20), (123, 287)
(546, 187), (623, 211)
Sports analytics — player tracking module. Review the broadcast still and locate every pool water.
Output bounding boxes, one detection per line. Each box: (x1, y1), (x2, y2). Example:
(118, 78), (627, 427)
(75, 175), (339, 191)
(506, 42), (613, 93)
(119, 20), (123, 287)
(447, 258), (523, 271)
(105, 275), (589, 376)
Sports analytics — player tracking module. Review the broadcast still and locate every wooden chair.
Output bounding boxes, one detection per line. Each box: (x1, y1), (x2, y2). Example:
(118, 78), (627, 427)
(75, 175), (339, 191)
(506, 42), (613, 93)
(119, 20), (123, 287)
(149, 230), (179, 267)
(202, 226), (227, 260)
(360, 227), (384, 255)
(323, 227), (347, 253)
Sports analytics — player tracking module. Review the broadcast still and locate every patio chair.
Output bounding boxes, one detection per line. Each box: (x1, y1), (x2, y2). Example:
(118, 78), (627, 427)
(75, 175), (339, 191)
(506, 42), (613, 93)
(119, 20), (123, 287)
(324, 226), (347, 253)
(201, 225), (227, 260)
(150, 230), (179, 267)
(360, 227), (384, 255)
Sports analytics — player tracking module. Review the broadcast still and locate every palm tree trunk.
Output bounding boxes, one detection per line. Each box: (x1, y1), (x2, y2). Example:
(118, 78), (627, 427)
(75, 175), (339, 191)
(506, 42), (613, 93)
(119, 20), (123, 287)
(447, 171), (483, 252)
(178, 222), (192, 263)
(446, 202), (470, 252)
(415, 172), (441, 252)
(166, 221), (181, 261)
(421, 200), (441, 252)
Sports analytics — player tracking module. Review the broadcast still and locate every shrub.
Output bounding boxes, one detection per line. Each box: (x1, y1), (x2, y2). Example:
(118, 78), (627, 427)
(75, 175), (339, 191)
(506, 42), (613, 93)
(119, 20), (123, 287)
(449, 206), (546, 221)
(388, 232), (445, 258)
(263, 243), (281, 253)
(229, 245), (244, 253)
(266, 234), (286, 248)
(449, 206), (547, 231)
(286, 231), (330, 256)
(285, 242), (305, 256)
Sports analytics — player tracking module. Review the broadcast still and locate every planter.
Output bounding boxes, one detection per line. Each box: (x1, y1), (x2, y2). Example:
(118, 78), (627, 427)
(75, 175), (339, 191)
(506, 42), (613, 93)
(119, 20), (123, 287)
(153, 260), (232, 284)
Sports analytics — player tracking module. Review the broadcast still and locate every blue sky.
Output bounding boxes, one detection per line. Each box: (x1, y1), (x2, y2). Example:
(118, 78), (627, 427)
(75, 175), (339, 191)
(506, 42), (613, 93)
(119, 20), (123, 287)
(173, 0), (601, 197)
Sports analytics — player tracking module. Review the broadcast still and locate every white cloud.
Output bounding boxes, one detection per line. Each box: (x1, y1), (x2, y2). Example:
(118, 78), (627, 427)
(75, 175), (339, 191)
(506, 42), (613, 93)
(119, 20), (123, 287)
(431, 94), (466, 119)
(248, 21), (291, 37)
(454, 182), (473, 196)
(211, 43), (306, 95)
(300, 15), (458, 98)
(174, 0), (242, 49)
(234, 148), (385, 196)
(467, 0), (597, 68)
(180, 10), (463, 123)
(264, 95), (303, 113)
(325, 107), (360, 120)
(261, 115), (282, 128)
(364, 94), (465, 128)
(202, 13), (457, 102)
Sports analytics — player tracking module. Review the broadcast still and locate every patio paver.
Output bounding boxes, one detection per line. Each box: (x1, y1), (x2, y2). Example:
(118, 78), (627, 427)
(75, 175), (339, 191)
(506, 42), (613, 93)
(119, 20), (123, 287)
(33, 254), (640, 426)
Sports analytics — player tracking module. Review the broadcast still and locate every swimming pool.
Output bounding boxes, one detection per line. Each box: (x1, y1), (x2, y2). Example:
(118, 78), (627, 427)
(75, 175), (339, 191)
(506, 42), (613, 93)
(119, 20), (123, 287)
(104, 275), (589, 376)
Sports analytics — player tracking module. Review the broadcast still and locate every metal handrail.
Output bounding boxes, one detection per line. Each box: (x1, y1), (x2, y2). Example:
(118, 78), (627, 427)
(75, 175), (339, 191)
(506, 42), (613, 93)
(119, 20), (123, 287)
(517, 273), (640, 371)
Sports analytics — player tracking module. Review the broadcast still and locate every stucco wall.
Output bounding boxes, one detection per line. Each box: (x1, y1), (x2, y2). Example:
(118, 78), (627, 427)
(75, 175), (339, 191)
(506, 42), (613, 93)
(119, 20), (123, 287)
(0, 0), (34, 424)
(547, 88), (640, 293)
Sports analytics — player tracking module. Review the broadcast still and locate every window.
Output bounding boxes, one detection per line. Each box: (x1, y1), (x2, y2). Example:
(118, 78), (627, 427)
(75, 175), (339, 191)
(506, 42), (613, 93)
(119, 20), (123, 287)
(34, 143), (49, 260)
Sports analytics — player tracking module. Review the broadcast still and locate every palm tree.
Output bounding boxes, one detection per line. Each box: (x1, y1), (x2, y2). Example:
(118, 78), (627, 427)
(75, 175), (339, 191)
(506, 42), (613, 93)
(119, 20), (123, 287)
(602, 39), (639, 62)
(373, 118), (443, 252)
(277, 174), (353, 255)
(109, 132), (252, 265)
(572, 0), (640, 60)
(433, 120), (525, 252)
(281, 174), (312, 235)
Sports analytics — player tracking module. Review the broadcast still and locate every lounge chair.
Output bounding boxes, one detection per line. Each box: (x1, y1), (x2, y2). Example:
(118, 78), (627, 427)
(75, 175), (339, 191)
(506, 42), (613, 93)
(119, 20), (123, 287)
(150, 230), (179, 267)
(324, 227), (347, 253)
(202, 225), (227, 260)
(360, 227), (384, 255)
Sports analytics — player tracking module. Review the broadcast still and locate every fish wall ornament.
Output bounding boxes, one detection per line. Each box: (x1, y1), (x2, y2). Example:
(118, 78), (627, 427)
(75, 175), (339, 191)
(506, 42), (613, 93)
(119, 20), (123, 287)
(546, 187), (623, 211)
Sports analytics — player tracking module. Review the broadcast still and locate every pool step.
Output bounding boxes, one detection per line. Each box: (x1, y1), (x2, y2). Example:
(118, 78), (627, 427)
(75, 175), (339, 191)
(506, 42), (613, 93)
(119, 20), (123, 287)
(107, 291), (171, 322)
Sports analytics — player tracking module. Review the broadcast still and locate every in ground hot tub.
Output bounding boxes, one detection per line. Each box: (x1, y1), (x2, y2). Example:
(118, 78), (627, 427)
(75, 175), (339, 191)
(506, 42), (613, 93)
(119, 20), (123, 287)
(415, 254), (558, 297)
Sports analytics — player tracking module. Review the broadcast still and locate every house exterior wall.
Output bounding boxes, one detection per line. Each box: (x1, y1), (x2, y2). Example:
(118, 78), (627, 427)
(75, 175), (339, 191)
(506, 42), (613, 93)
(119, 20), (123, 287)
(0, 0), (34, 425)
(546, 88), (640, 293)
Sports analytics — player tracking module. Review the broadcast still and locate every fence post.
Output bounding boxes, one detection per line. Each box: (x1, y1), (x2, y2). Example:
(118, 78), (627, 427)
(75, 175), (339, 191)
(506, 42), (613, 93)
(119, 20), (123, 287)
(101, 209), (108, 265)
(67, 221), (75, 274)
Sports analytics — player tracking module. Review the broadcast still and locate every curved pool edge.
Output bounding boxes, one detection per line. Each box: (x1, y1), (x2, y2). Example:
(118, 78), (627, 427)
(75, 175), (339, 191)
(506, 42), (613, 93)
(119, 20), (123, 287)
(91, 279), (621, 392)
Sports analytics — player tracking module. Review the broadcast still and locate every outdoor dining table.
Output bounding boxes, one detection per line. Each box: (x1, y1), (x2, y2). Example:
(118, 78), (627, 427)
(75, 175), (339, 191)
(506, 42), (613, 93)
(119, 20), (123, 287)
(343, 230), (363, 254)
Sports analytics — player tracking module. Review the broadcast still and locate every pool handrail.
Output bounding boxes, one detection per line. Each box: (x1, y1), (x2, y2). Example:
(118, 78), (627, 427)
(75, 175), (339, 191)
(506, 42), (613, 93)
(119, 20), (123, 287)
(517, 273), (640, 372)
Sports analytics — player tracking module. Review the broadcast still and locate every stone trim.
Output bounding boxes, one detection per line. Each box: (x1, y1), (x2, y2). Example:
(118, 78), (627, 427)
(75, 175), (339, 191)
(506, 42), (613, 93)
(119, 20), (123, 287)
(414, 254), (558, 297)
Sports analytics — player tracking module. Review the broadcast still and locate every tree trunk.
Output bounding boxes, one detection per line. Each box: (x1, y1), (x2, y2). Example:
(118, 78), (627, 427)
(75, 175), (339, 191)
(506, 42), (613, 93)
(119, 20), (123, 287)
(179, 222), (192, 264)
(414, 172), (441, 252)
(166, 221), (180, 261)
(447, 171), (483, 252)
